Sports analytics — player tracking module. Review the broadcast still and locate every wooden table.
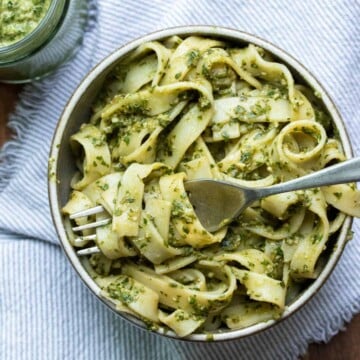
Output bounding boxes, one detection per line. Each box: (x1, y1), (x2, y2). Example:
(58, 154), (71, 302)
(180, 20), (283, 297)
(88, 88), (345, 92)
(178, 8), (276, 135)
(0, 83), (359, 359)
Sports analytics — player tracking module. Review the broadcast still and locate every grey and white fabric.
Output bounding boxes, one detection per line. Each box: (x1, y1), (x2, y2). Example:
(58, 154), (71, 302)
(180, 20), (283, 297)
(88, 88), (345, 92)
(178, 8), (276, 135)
(1, 1), (359, 359)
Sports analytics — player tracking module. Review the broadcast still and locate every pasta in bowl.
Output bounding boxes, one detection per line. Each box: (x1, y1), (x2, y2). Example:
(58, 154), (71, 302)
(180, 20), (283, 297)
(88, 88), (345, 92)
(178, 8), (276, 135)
(49, 27), (358, 341)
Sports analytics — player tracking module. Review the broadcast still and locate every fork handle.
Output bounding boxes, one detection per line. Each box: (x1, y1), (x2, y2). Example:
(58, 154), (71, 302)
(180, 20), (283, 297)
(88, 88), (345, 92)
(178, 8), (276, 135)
(257, 157), (360, 198)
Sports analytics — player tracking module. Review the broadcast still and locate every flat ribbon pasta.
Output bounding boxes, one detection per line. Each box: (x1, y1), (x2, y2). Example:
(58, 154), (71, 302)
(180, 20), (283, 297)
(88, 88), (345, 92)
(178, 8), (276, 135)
(63, 35), (359, 337)
(70, 124), (111, 190)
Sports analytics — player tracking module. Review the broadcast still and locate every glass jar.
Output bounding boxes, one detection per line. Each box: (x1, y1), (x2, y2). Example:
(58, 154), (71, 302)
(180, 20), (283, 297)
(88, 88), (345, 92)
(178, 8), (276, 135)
(0, 0), (90, 83)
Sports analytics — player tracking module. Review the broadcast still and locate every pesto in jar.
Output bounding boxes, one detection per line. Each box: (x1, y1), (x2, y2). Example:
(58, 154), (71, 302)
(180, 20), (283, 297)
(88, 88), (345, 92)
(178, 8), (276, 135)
(0, 0), (52, 47)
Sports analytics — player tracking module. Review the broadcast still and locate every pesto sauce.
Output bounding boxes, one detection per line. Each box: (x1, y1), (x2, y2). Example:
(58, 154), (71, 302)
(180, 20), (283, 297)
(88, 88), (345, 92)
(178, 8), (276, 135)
(0, 0), (52, 47)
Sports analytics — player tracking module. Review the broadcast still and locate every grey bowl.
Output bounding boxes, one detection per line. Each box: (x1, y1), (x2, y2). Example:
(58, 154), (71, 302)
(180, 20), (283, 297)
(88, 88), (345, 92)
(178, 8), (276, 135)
(48, 26), (353, 342)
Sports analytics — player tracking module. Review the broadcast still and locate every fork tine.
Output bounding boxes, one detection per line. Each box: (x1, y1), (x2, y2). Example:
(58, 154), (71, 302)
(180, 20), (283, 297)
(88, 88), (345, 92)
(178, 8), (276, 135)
(74, 234), (97, 245)
(77, 246), (101, 256)
(72, 218), (111, 232)
(69, 206), (110, 257)
(70, 205), (105, 220)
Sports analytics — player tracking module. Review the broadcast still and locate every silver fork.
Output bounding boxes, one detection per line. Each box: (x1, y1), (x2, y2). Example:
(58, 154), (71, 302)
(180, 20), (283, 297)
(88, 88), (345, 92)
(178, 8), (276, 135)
(70, 157), (360, 256)
(70, 205), (109, 256)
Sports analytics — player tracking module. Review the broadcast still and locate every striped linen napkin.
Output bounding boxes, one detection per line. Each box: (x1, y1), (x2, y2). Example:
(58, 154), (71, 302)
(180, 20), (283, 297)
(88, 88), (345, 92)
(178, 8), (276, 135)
(0, 1), (359, 359)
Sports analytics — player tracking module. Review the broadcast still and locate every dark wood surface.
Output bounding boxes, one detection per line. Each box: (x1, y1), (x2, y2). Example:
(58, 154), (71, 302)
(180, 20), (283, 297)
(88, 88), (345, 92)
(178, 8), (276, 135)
(0, 83), (359, 359)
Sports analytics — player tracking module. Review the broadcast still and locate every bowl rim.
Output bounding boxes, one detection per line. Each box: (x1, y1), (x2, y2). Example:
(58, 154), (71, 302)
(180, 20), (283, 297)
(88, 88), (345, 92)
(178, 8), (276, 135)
(48, 25), (353, 342)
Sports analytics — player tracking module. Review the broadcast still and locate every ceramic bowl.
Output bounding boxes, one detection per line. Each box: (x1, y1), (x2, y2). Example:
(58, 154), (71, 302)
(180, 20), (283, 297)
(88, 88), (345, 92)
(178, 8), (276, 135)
(48, 26), (353, 342)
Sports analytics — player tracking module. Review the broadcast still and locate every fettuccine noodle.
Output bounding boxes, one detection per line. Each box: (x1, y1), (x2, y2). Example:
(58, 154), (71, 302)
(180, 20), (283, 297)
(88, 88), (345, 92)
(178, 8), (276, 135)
(63, 36), (359, 337)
